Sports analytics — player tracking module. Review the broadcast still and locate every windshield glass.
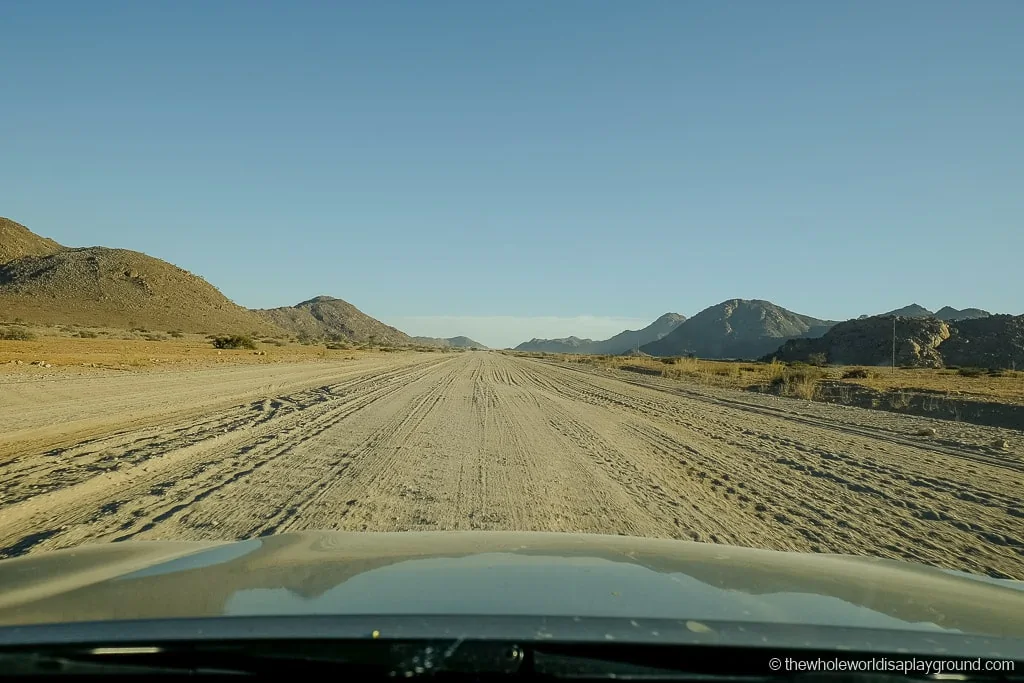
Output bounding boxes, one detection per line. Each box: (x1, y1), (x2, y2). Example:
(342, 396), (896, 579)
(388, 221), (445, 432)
(0, 1), (1021, 642)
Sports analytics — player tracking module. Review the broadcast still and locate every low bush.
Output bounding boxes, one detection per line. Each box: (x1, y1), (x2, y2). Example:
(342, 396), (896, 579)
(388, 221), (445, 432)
(769, 367), (825, 400)
(78, 330), (99, 339)
(0, 325), (36, 341)
(659, 357), (678, 365)
(763, 358), (787, 382)
(807, 352), (828, 367)
(842, 368), (870, 379)
(168, 330), (184, 338)
(143, 333), (168, 342)
(957, 367), (984, 378)
(211, 335), (257, 350)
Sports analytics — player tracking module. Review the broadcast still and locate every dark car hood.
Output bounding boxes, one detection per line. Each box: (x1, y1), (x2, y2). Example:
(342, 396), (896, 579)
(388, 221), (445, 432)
(0, 531), (1022, 637)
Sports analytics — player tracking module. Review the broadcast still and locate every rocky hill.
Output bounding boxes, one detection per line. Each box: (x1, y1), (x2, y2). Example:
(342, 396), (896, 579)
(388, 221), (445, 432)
(513, 313), (686, 354)
(939, 315), (1024, 369)
(588, 313), (686, 354)
(0, 217), (63, 263)
(513, 336), (594, 353)
(935, 306), (991, 322)
(641, 299), (835, 359)
(0, 218), (281, 334)
(257, 296), (412, 344)
(768, 315), (951, 368)
(768, 313), (1024, 369)
(875, 303), (990, 321)
(881, 303), (934, 318)
(412, 336), (488, 349)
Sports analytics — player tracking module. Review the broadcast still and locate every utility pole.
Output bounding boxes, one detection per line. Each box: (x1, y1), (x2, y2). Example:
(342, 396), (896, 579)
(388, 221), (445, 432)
(892, 316), (896, 375)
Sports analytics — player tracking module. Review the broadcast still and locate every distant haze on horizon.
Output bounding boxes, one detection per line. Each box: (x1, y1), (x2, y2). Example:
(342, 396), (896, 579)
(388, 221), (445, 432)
(387, 314), (654, 350)
(3, 1), (1021, 342)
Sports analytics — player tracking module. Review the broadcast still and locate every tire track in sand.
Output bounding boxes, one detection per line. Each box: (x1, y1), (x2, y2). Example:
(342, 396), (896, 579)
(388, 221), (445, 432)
(1, 351), (1021, 579)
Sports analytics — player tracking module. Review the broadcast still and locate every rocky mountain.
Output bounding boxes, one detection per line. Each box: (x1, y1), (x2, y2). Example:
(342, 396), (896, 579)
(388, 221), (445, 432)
(0, 218), (281, 334)
(412, 335), (488, 349)
(588, 313), (687, 354)
(513, 313), (686, 354)
(641, 299), (835, 359)
(938, 315), (1024, 369)
(768, 315), (952, 368)
(934, 306), (991, 322)
(513, 336), (594, 353)
(880, 303), (934, 318)
(257, 296), (412, 344)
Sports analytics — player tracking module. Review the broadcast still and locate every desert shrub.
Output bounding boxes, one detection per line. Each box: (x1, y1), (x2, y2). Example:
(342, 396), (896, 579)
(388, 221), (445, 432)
(132, 327), (150, 333)
(168, 330), (184, 338)
(0, 325), (36, 341)
(957, 367), (984, 378)
(78, 330), (99, 339)
(987, 368), (1006, 377)
(325, 343), (348, 350)
(842, 368), (870, 379)
(770, 367), (825, 400)
(807, 352), (828, 367)
(763, 358), (787, 382)
(143, 333), (168, 342)
(261, 338), (286, 346)
(660, 357), (678, 365)
(211, 335), (257, 350)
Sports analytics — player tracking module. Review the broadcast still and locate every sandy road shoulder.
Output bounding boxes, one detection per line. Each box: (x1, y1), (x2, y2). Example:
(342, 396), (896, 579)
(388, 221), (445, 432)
(0, 353), (436, 460)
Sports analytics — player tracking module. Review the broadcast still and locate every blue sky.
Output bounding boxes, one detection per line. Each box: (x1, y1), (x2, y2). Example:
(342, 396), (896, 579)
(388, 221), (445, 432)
(2, 1), (1021, 348)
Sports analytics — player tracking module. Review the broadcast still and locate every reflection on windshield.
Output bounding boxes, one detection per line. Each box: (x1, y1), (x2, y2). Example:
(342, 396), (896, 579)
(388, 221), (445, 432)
(225, 553), (947, 633)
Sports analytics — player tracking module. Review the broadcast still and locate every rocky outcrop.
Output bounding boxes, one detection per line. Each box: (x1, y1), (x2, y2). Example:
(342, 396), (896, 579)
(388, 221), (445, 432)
(939, 315), (1024, 369)
(767, 316), (952, 368)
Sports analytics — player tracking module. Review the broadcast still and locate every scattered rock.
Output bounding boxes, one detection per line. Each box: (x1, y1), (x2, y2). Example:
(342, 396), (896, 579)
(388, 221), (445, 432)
(915, 427), (936, 437)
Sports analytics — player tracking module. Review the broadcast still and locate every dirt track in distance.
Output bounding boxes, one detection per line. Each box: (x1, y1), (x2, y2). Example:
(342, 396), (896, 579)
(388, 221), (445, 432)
(1, 351), (1021, 577)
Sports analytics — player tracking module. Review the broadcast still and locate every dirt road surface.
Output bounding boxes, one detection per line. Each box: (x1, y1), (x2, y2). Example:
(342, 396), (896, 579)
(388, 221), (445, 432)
(2, 351), (1021, 578)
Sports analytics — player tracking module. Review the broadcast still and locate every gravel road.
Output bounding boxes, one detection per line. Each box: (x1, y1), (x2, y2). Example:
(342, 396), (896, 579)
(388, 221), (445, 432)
(1, 351), (1021, 577)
